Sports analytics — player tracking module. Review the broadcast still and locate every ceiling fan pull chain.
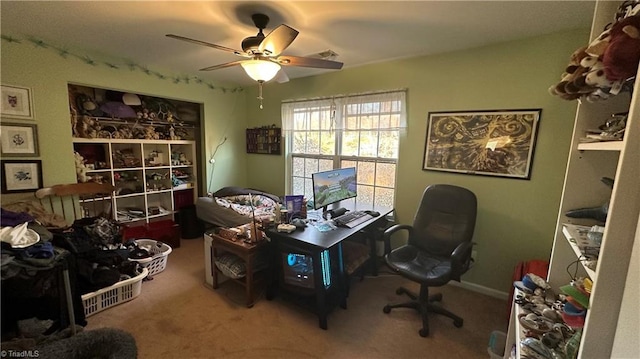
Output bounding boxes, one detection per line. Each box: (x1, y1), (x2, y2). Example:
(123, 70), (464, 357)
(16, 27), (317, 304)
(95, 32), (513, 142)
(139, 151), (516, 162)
(257, 81), (264, 109)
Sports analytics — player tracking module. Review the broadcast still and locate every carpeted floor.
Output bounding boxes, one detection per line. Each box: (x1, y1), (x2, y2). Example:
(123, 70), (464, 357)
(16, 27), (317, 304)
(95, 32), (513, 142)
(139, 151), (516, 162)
(86, 237), (509, 358)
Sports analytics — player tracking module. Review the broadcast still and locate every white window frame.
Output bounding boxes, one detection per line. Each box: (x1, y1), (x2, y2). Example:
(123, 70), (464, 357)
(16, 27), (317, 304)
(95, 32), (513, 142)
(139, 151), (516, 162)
(282, 90), (406, 209)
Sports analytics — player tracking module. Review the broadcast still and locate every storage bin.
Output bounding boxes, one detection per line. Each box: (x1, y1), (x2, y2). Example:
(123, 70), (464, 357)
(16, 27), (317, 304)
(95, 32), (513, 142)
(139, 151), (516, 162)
(488, 330), (506, 359)
(82, 267), (148, 317)
(122, 220), (180, 249)
(147, 220), (181, 249)
(130, 239), (172, 276)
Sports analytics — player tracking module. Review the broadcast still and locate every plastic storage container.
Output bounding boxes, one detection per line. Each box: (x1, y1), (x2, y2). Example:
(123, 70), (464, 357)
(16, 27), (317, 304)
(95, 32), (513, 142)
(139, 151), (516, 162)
(130, 239), (172, 276)
(82, 267), (149, 317)
(488, 330), (506, 359)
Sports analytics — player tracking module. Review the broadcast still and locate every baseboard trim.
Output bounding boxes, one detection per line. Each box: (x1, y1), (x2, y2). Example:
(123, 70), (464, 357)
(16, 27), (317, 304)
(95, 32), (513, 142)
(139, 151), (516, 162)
(448, 280), (510, 301)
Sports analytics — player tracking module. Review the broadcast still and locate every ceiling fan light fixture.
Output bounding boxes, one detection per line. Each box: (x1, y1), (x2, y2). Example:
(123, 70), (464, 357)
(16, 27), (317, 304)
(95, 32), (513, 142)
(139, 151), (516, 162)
(241, 59), (281, 82)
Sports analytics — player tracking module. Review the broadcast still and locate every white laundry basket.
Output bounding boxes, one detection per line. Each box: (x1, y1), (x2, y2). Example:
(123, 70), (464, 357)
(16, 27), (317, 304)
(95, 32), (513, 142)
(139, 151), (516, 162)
(130, 239), (173, 276)
(81, 267), (148, 317)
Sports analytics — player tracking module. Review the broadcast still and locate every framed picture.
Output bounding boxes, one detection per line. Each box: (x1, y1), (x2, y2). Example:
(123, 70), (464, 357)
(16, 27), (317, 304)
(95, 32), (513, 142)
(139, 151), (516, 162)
(1, 85), (34, 119)
(423, 109), (541, 179)
(1, 160), (43, 193)
(0, 122), (39, 157)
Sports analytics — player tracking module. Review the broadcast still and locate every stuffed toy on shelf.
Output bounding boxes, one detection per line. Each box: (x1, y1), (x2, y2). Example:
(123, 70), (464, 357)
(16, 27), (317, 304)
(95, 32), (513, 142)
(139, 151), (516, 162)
(550, 1), (640, 102)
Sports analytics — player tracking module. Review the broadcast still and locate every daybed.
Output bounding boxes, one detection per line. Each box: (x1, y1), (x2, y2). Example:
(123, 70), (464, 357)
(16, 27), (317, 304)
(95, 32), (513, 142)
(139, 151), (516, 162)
(195, 186), (280, 229)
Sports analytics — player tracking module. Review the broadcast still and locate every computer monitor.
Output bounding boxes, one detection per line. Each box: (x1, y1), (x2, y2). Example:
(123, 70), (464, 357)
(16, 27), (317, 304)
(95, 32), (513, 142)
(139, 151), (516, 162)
(311, 167), (357, 212)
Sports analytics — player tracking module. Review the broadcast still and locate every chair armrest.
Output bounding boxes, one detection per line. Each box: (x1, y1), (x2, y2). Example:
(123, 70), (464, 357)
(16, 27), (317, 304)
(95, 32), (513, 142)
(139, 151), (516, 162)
(450, 241), (475, 281)
(382, 224), (413, 255)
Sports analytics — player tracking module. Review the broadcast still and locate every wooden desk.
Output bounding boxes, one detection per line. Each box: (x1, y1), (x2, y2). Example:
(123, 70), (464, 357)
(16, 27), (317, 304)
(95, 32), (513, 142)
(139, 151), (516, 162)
(265, 206), (394, 329)
(207, 232), (270, 308)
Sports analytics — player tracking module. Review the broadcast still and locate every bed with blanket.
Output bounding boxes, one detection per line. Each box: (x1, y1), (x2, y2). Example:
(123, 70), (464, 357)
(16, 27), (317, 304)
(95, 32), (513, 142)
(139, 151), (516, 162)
(195, 186), (281, 229)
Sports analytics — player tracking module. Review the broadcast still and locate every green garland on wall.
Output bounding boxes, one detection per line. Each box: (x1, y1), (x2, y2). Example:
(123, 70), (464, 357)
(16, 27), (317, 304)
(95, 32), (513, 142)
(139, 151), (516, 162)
(1, 34), (243, 93)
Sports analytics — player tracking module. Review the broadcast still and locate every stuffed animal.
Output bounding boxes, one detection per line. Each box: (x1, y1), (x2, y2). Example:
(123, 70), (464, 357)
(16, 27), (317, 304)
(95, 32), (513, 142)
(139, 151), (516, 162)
(584, 57), (614, 88)
(74, 151), (89, 183)
(586, 28), (611, 57)
(74, 115), (99, 138)
(551, 1), (640, 102)
(567, 55), (616, 92)
(143, 125), (159, 140)
(549, 47), (596, 100)
(603, 14), (640, 81)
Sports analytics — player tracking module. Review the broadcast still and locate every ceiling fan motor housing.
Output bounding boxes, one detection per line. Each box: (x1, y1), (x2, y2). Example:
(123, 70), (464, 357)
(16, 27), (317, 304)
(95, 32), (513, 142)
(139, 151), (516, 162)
(242, 35), (264, 54)
(242, 13), (270, 54)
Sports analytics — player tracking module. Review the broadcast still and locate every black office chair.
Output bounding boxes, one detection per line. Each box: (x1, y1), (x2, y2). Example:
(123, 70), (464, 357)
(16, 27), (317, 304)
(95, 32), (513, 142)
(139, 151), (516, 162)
(382, 184), (477, 337)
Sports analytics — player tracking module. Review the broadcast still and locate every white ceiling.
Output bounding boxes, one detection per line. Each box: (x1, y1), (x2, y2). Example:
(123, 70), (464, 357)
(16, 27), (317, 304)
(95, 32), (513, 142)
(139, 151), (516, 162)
(1, 1), (595, 86)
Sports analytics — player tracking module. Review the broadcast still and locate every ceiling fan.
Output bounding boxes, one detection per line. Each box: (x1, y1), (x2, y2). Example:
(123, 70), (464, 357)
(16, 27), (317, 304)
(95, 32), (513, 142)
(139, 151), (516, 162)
(166, 13), (343, 85)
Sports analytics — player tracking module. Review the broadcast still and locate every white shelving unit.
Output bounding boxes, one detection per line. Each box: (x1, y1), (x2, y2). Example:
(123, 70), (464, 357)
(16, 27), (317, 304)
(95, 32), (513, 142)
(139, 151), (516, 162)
(73, 138), (197, 225)
(68, 84), (201, 227)
(560, 224), (597, 279)
(504, 288), (525, 359)
(576, 141), (623, 151)
(505, 1), (640, 358)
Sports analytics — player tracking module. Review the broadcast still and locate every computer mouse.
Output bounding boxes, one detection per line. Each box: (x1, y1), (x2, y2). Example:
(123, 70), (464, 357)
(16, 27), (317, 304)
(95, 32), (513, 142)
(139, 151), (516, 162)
(364, 210), (380, 217)
(291, 218), (307, 228)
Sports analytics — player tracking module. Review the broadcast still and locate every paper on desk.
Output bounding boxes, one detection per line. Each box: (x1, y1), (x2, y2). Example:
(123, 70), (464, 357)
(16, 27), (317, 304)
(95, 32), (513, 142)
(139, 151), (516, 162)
(314, 221), (336, 232)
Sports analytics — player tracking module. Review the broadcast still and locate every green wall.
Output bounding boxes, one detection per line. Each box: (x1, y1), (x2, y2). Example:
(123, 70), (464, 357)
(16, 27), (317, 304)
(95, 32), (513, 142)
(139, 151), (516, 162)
(1, 38), (249, 204)
(1, 28), (589, 294)
(243, 29), (590, 293)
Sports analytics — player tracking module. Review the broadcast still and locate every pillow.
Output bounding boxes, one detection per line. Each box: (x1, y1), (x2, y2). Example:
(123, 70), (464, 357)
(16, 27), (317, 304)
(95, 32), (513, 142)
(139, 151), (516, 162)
(215, 253), (246, 279)
(213, 252), (270, 279)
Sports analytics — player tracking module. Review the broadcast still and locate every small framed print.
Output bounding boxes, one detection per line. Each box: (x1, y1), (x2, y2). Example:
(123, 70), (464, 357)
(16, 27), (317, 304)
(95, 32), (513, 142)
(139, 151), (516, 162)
(1, 160), (43, 193)
(0, 122), (39, 157)
(1, 84), (34, 119)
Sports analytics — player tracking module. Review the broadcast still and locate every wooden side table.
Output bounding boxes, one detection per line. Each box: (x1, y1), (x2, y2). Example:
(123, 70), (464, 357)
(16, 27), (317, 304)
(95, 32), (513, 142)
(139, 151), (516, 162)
(208, 232), (270, 308)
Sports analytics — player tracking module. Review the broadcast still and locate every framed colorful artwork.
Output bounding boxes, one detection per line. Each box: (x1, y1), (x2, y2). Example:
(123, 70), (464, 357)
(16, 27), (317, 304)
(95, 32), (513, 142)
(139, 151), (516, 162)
(423, 109), (541, 179)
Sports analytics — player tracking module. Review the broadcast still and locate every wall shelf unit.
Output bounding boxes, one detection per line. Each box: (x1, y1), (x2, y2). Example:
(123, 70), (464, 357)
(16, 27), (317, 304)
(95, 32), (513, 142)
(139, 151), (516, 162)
(505, 1), (640, 358)
(73, 138), (197, 224)
(246, 126), (281, 154)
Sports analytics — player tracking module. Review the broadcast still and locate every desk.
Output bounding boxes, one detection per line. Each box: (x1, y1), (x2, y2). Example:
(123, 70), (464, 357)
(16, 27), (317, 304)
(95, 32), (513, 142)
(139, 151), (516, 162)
(265, 206), (393, 329)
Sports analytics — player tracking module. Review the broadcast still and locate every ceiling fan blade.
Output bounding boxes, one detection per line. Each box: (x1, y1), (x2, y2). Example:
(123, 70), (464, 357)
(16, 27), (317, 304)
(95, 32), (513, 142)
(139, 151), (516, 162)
(258, 24), (299, 56)
(166, 34), (247, 56)
(276, 55), (343, 69)
(274, 70), (289, 84)
(199, 60), (245, 71)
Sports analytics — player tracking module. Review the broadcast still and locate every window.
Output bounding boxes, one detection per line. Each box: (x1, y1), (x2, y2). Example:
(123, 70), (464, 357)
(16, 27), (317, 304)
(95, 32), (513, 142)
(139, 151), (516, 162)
(282, 90), (406, 209)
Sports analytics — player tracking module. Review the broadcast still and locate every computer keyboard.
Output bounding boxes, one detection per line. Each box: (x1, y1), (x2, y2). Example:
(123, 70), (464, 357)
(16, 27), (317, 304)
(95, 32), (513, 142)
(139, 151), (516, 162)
(333, 211), (374, 228)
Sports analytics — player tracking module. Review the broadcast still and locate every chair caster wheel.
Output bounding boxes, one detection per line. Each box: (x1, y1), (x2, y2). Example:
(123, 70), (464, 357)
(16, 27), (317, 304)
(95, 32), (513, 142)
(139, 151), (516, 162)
(419, 328), (429, 337)
(454, 319), (463, 328)
(383, 306), (391, 314)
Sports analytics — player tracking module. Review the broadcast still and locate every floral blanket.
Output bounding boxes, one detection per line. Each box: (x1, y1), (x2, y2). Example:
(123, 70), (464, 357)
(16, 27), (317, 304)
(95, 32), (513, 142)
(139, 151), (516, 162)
(214, 194), (278, 220)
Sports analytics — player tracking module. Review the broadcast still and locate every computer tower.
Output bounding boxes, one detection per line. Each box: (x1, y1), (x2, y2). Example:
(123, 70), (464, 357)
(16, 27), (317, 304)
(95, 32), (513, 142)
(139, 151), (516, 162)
(281, 250), (332, 290)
